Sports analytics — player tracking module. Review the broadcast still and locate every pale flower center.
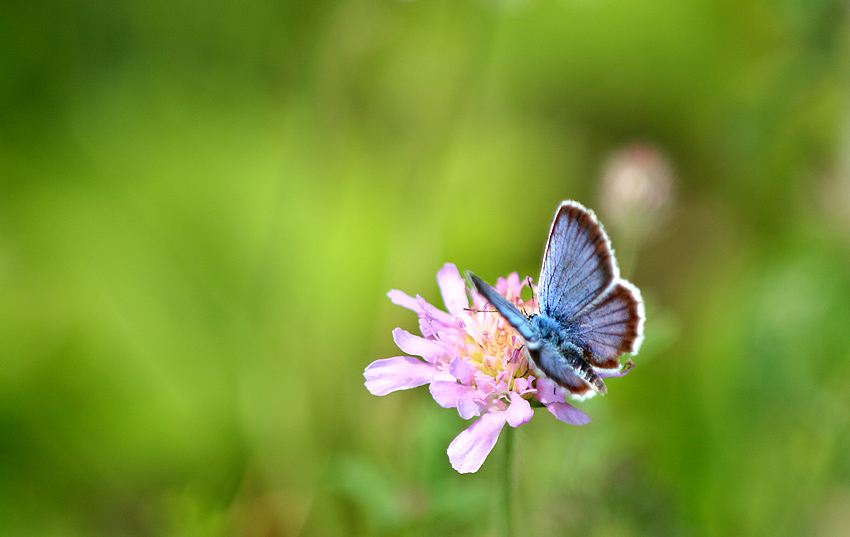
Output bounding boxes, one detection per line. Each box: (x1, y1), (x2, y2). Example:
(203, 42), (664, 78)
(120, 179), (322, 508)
(462, 294), (536, 392)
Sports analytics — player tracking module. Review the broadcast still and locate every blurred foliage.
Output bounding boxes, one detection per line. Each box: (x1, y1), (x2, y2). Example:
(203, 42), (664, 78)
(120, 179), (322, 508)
(2, 0), (850, 536)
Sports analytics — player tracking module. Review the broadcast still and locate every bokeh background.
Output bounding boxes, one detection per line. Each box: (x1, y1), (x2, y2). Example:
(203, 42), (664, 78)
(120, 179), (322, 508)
(3, 1), (850, 536)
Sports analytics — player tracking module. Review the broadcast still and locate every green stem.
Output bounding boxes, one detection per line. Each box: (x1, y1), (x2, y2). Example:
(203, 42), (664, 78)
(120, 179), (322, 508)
(504, 425), (514, 537)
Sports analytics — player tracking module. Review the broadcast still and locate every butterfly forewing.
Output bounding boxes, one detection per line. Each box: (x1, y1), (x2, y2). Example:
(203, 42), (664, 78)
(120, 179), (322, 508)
(573, 282), (645, 371)
(467, 272), (538, 343)
(538, 202), (617, 322)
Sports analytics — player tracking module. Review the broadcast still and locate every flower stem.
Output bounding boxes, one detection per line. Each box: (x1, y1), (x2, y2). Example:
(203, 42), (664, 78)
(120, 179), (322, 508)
(504, 425), (514, 537)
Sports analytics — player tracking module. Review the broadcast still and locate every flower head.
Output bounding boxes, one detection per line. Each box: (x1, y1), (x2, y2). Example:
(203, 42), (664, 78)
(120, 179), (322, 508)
(364, 263), (592, 473)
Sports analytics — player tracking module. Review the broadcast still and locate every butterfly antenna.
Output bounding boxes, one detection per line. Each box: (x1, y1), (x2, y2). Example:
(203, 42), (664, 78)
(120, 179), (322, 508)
(527, 276), (537, 308)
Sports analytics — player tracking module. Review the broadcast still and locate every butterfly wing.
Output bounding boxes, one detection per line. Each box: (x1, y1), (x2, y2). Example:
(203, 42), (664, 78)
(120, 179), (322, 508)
(467, 272), (538, 343)
(538, 201), (617, 322)
(573, 281), (645, 371)
(529, 340), (605, 397)
(538, 200), (644, 377)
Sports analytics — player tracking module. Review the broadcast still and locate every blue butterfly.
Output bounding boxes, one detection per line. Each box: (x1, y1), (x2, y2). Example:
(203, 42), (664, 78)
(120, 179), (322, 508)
(468, 200), (644, 398)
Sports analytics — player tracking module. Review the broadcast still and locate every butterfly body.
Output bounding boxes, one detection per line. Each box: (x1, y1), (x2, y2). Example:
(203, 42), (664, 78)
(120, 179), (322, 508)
(521, 312), (609, 395)
(468, 200), (644, 399)
(528, 313), (568, 343)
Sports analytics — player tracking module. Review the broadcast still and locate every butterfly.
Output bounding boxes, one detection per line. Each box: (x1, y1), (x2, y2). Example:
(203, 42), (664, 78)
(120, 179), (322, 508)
(468, 200), (644, 399)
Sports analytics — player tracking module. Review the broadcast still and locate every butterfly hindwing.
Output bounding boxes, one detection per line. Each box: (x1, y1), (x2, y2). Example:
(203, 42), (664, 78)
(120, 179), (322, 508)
(572, 282), (645, 371)
(538, 201), (617, 322)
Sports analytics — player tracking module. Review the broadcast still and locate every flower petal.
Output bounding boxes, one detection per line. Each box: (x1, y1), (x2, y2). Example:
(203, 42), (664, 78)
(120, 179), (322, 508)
(534, 378), (566, 404)
(429, 380), (473, 409)
(437, 263), (468, 316)
(506, 392), (533, 427)
(447, 411), (508, 473)
(387, 289), (420, 312)
(449, 358), (477, 386)
(495, 276), (508, 295)
(392, 328), (449, 363)
(388, 290), (457, 329)
(506, 272), (522, 298)
(512, 376), (533, 394)
(364, 356), (436, 396)
(457, 390), (485, 419)
(545, 402), (592, 425)
(416, 295), (456, 325)
(533, 378), (592, 425)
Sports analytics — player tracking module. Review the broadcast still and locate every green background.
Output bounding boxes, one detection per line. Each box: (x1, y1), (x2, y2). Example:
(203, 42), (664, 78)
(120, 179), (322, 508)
(2, 1), (850, 535)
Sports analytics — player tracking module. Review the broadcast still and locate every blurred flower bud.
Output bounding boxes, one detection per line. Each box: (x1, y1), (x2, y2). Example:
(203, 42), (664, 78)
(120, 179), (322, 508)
(820, 169), (850, 240)
(819, 118), (850, 243)
(598, 143), (675, 245)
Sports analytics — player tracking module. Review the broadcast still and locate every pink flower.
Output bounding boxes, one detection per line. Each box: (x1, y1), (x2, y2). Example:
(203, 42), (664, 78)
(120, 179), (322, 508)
(364, 263), (592, 474)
